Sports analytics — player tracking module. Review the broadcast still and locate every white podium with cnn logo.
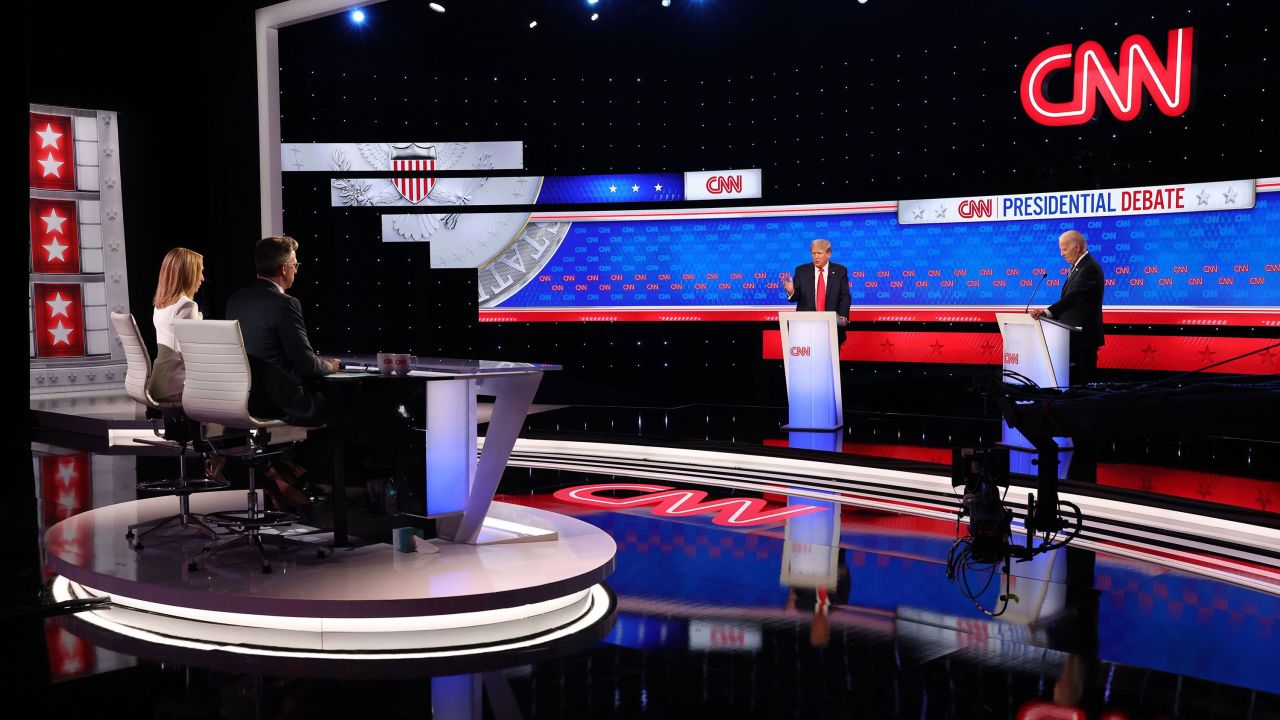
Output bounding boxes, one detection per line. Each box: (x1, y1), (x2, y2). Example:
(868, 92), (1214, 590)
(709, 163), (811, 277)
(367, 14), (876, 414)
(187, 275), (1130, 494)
(779, 311), (843, 431)
(995, 312), (1077, 478)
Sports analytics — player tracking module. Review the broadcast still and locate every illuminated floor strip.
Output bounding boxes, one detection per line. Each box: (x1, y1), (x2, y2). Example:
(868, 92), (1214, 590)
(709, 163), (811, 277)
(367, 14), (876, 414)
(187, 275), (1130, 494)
(51, 576), (614, 659)
(493, 438), (1280, 594)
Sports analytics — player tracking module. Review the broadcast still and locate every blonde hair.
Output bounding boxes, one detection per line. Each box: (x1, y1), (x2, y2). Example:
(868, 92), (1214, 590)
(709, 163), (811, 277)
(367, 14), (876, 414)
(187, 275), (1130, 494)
(811, 238), (832, 252)
(153, 247), (204, 308)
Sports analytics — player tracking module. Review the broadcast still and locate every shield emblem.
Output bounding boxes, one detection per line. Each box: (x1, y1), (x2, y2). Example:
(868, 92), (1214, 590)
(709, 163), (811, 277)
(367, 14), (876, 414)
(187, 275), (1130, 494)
(390, 143), (437, 204)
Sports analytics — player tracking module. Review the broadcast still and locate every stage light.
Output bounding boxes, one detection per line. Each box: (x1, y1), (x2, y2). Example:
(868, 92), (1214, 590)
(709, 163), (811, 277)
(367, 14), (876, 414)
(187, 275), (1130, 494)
(662, 0), (671, 6)
(858, 0), (868, 4)
(529, 20), (538, 28)
(429, 2), (445, 12)
(587, 0), (599, 4)
(591, 12), (599, 20)
(351, 9), (365, 22)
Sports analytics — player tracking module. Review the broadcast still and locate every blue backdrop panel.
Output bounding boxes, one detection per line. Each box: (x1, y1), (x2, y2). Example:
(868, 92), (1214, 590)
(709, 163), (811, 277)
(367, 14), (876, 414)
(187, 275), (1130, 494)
(497, 196), (1280, 309)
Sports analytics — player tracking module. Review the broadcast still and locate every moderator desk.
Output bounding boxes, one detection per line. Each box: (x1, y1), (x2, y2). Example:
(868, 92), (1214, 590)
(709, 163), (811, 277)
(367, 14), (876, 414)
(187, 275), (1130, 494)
(322, 357), (560, 547)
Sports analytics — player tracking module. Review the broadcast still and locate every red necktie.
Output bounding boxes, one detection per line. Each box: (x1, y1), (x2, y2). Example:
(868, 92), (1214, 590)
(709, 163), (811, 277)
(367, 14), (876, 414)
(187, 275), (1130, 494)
(816, 268), (826, 311)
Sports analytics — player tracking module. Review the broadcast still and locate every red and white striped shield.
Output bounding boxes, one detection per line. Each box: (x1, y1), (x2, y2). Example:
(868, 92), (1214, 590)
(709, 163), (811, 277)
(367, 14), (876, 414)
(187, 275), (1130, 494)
(391, 158), (436, 203)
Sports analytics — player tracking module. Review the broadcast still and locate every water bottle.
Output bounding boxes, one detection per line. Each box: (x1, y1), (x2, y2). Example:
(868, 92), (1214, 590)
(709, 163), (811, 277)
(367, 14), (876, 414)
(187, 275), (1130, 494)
(385, 479), (398, 517)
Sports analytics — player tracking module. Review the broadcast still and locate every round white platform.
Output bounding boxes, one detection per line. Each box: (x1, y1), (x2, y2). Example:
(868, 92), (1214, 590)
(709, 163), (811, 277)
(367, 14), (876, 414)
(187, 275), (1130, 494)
(44, 492), (617, 656)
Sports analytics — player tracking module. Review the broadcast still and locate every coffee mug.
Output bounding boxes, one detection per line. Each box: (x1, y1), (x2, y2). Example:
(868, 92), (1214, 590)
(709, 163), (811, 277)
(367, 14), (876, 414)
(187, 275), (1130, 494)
(390, 354), (418, 376)
(376, 352), (396, 375)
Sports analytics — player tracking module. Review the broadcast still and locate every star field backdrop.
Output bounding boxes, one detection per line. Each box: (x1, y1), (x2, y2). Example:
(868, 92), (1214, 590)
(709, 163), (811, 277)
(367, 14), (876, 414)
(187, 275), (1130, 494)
(33, 0), (1277, 408)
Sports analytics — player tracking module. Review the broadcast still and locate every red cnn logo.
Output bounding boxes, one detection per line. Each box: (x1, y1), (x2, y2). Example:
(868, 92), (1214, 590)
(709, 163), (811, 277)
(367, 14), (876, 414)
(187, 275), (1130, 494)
(957, 199), (993, 219)
(552, 484), (828, 526)
(705, 175), (744, 194)
(1021, 27), (1194, 127)
(1004, 352), (1020, 365)
(789, 346), (811, 357)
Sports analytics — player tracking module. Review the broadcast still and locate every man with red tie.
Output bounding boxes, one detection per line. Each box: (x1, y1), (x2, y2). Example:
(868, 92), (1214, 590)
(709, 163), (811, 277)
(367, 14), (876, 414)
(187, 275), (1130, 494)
(783, 239), (853, 345)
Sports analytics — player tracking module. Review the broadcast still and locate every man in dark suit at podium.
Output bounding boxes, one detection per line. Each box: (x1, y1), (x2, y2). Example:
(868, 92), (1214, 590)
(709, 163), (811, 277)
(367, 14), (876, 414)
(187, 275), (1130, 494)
(1030, 229), (1105, 385)
(783, 239), (853, 345)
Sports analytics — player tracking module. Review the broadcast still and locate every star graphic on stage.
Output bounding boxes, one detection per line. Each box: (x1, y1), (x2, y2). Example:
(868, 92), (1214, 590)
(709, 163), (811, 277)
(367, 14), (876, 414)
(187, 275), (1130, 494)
(654, 183), (663, 192)
(44, 238), (69, 262)
(49, 321), (74, 345)
(1222, 187), (1238, 205)
(1139, 343), (1159, 361)
(879, 339), (895, 353)
(934, 206), (947, 219)
(38, 152), (64, 177)
(977, 339), (997, 355)
(41, 209), (69, 234)
(36, 123), (63, 149)
(56, 460), (79, 484)
(46, 292), (73, 318)
(1259, 347), (1279, 367)
(1197, 345), (1217, 363)
(1195, 189), (1210, 206)
(928, 339), (945, 355)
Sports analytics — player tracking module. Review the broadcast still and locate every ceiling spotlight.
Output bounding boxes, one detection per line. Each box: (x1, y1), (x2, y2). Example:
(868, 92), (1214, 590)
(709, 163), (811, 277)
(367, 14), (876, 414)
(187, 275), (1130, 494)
(591, 13), (599, 20)
(661, 0), (671, 6)
(350, 9), (365, 22)
(858, 0), (868, 4)
(428, 2), (445, 12)
(529, 20), (538, 28)
(587, 0), (599, 4)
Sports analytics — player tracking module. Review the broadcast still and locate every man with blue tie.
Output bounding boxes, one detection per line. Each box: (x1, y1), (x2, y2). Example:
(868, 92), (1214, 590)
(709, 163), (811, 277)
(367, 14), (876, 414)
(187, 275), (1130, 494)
(1030, 229), (1106, 385)
(783, 239), (852, 345)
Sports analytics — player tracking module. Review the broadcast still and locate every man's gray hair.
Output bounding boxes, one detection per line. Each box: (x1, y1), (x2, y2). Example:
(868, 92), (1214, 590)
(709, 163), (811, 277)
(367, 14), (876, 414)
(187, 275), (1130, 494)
(811, 238), (832, 252)
(1060, 230), (1087, 249)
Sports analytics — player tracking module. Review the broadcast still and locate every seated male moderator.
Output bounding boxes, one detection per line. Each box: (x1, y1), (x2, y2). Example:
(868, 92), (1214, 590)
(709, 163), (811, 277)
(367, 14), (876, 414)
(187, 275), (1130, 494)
(226, 235), (340, 505)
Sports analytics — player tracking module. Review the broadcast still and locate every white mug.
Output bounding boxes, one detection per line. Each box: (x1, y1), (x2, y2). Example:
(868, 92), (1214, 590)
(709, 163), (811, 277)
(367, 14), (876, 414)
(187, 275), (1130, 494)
(376, 352), (396, 375)
(390, 354), (418, 376)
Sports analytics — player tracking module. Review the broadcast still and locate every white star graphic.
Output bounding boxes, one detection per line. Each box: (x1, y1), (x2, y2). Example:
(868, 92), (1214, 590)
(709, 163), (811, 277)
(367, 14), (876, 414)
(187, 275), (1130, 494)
(36, 124), (63, 149)
(46, 292), (72, 318)
(631, 184), (640, 192)
(608, 185), (618, 192)
(56, 460), (79, 484)
(654, 183), (663, 192)
(1223, 187), (1238, 205)
(49, 321), (74, 345)
(44, 238), (69, 262)
(38, 152), (64, 177)
(935, 205), (947, 219)
(1195, 189), (1210, 206)
(41, 208), (68, 234)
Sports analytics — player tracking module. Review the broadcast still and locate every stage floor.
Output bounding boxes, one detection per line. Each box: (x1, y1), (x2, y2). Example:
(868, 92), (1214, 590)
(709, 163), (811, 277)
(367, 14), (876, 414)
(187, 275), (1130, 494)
(20, 403), (1280, 717)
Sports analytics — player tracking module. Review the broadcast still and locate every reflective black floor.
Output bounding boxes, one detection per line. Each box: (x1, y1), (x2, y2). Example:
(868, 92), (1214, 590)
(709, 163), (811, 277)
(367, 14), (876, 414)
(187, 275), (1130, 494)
(16, 402), (1280, 719)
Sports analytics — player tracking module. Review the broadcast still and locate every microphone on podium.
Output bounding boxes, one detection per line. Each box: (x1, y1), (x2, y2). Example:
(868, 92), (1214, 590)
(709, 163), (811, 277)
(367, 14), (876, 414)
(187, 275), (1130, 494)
(1024, 269), (1049, 314)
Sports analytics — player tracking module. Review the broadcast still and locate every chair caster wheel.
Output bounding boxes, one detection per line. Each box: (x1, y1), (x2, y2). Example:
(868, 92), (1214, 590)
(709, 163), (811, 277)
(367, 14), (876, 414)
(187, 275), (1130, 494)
(187, 562), (198, 571)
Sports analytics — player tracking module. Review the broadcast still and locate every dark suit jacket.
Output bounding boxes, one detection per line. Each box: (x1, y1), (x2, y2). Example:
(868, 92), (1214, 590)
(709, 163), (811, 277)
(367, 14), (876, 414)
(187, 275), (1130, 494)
(788, 262), (853, 344)
(226, 278), (332, 425)
(1048, 252), (1106, 352)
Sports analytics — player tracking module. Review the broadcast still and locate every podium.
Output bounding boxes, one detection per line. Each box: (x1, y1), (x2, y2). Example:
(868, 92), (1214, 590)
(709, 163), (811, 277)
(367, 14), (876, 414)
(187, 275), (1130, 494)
(779, 311), (843, 431)
(994, 313), (1078, 479)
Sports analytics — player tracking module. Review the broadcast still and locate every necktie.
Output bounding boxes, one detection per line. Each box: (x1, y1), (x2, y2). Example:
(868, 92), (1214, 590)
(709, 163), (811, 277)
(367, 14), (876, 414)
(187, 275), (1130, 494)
(816, 268), (826, 311)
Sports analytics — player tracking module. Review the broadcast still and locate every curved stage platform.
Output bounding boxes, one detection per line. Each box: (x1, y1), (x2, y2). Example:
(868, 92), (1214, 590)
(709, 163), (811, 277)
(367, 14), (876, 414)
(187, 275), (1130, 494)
(44, 493), (616, 659)
(490, 437), (1280, 594)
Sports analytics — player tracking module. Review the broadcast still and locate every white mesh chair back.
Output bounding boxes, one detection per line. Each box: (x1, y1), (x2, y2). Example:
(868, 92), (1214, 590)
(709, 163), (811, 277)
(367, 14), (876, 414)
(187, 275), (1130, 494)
(110, 312), (156, 408)
(173, 319), (264, 428)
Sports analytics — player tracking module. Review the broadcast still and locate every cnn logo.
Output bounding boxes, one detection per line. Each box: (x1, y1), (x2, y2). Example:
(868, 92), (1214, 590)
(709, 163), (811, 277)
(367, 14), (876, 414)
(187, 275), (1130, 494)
(705, 175), (744, 194)
(1004, 352), (1020, 365)
(789, 346), (811, 357)
(1021, 27), (1194, 127)
(958, 199), (992, 218)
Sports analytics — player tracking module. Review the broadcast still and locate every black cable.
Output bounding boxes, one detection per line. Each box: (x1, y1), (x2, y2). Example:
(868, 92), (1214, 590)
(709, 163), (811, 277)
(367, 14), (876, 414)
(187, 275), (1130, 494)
(0, 595), (111, 621)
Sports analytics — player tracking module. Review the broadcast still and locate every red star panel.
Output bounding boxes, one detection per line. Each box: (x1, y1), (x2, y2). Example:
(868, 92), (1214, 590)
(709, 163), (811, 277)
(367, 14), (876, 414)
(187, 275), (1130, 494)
(33, 283), (86, 358)
(41, 453), (91, 525)
(29, 113), (76, 191)
(30, 198), (80, 274)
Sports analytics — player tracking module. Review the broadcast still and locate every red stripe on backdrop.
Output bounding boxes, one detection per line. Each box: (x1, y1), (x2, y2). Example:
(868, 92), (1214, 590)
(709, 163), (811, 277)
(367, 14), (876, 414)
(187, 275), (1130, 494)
(479, 307), (1280, 326)
(762, 330), (1280, 374)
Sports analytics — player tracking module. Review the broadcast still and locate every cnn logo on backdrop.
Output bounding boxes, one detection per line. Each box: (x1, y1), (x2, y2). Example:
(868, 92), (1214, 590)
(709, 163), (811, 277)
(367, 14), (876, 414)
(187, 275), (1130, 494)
(684, 168), (762, 200)
(1021, 27), (1194, 126)
(789, 346), (812, 357)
